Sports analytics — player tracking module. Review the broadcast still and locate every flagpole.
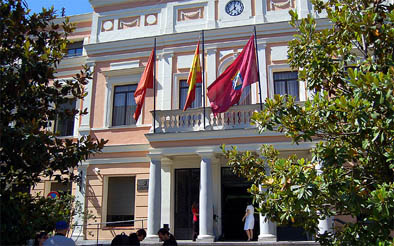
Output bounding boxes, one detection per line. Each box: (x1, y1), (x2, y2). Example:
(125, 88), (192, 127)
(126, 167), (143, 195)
(202, 30), (206, 129)
(254, 26), (263, 110)
(153, 37), (157, 133)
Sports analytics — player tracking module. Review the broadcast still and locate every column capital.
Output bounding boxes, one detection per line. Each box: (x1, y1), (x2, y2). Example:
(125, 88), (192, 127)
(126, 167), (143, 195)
(147, 153), (162, 161)
(206, 48), (217, 55)
(196, 151), (215, 159)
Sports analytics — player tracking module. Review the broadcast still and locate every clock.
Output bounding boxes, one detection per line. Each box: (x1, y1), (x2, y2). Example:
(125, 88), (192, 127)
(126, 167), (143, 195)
(225, 0), (244, 16)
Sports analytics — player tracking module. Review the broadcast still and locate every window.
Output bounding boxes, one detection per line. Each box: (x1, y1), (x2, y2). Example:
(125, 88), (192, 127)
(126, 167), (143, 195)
(55, 100), (76, 137)
(106, 177), (136, 227)
(273, 71), (299, 101)
(66, 41), (83, 57)
(112, 85), (137, 126)
(179, 80), (202, 109)
(50, 182), (72, 195)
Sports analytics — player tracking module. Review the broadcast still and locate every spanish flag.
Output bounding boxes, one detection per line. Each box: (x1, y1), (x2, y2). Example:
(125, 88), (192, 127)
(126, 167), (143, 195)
(183, 41), (202, 111)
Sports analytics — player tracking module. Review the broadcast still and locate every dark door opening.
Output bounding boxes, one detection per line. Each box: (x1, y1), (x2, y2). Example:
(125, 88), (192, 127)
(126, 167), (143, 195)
(174, 168), (200, 240)
(221, 168), (259, 241)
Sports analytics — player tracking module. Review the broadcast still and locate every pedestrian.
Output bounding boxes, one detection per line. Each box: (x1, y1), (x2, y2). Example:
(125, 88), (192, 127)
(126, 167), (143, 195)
(129, 229), (147, 246)
(43, 221), (75, 246)
(191, 201), (199, 241)
(34, 231), (48, 246)
(158, 228), (177, 246)
(242, 202), (255, 241)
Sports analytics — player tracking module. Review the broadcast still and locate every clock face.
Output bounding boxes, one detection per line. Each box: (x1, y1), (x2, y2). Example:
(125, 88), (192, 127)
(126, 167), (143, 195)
(225, 0), (244, 16)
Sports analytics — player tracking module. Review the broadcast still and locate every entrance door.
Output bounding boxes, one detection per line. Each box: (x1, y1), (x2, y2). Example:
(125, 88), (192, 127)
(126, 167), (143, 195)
(221, 168), (259, 241)
(174, 168), (200, 240)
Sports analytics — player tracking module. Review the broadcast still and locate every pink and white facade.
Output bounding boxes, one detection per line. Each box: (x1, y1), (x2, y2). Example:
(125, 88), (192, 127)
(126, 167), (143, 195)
(32, 0), (335, 242)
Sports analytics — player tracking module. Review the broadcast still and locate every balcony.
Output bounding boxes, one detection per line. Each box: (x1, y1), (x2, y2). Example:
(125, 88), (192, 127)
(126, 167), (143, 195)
(153, 104), (261, 133)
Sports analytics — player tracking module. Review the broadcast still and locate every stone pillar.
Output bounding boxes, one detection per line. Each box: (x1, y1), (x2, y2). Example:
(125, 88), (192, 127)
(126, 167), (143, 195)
(318, 217), (333, 235)
(259, 214), (277, 241)
(257, 43), (268, 103)
(316, 163), (334, 235)
(258, 159), (277, 241)
(197, 152), (215, 242)
(78, 64), (94, 137)
(146, 154), (162, 241)
(71, 165), (88, 240)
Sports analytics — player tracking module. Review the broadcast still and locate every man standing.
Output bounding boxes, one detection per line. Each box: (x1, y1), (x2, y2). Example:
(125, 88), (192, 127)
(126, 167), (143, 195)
(158, 228), (177, 246)
(43, 221), (75, 246)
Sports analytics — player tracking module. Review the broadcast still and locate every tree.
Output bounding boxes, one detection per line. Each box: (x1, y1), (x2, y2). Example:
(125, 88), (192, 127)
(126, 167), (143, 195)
(0, 0), (106, 244)
(223, 0), (394, 245)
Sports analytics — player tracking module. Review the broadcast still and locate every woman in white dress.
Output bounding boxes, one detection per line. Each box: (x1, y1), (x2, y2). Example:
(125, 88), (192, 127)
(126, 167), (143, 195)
(242, 203), (255, 241)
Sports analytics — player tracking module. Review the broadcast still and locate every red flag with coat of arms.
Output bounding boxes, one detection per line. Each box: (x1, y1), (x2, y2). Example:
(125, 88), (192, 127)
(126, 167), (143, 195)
(207, 35), (258, 115)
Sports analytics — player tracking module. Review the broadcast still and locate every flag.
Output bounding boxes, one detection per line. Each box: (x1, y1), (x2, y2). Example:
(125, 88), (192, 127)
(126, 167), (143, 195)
(183, 41), (202, 111)
(133, 49), (154, 121)
(207, 35), (258, 114)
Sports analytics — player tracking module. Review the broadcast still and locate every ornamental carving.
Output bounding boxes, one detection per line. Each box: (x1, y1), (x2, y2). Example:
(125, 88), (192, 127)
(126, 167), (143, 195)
(145, 14), (158, 26)
(118, 16), (140, 29)
(269, 0), (293, 10)
(177, 7), (204, 21)
(101, 20), (114, 32)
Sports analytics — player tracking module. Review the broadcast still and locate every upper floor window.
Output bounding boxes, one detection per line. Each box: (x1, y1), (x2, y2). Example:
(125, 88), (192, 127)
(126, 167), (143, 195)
(66, 41), (83, 57)
(179, 79), (202, 109)
(273, 71), (299, 101)
(112, 84), (137, 126)
(55, 100), (76, 137)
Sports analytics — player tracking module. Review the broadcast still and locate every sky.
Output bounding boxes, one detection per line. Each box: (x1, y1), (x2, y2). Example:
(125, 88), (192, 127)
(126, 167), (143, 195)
(25, 0), (93, 16)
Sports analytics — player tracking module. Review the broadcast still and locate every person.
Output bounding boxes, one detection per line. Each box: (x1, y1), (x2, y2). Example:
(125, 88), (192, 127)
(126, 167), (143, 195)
(34, 232), (48, 246)
(43, 221), (75, 246)
(158, 228), (177, 246)
(129, 229), (147, 246)
(242, 203), (255, 241)
(191, 201), (199, 241)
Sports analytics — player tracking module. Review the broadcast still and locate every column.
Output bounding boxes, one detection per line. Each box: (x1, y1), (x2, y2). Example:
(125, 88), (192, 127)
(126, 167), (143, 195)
(316, 163), (334, 235)
(257, 43), (268, 103)
(146, 154), (162, 241)
(78, 64), (94, 137)
(259, 158), (277, 241)
(318, 217), (333, 235)
(204, 49), (217, 129)
(158, 53), (173, 110)
(296, 0), (311, 18)
(258, 185), (277, 241)
(160, 158), (172, 230)
(71, 165), (88, 240)
(197, 152), (215, 242)
(254, 0), (267, 22)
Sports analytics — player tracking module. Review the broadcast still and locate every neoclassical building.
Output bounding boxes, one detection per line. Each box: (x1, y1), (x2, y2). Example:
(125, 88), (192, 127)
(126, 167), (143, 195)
(32, 0), (334, 242)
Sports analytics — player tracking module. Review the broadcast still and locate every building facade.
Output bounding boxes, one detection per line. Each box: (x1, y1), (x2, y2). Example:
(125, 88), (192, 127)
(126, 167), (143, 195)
(32, 0), (334, 242)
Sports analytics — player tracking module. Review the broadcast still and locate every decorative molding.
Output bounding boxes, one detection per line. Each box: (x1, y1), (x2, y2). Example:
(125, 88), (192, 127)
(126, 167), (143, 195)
(145, 14), (158, 26)
(83, 157), (150, 165)
(119, 16), (140, 29)
(271, 0), (291, 8)
(178, 7), (203, 21)
(101, 20), (114, 32)
(101, 144), (150, 153)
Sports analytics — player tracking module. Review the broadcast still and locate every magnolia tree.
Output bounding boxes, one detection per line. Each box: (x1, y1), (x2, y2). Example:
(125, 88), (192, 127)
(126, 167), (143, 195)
(224, 0), (394, 245)
(0, 0), (106, 244)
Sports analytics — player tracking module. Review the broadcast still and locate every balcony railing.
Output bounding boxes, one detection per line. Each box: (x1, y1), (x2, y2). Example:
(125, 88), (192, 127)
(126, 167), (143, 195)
(153, 104), (261, 133)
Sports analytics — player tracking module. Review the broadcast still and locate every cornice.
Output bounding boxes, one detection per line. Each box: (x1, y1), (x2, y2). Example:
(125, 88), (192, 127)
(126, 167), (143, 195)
(145, 128), (284, 143)
(54, 13), (92, 24)
(149, 141), (318, 157)
(89, 0), (139, 8)
(84, 19), (331, 61)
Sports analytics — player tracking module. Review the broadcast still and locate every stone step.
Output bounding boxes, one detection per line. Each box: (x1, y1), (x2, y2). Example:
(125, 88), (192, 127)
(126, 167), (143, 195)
(75, 240), (319, 246)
